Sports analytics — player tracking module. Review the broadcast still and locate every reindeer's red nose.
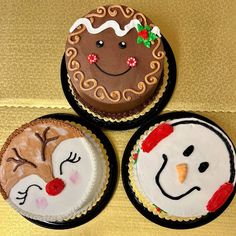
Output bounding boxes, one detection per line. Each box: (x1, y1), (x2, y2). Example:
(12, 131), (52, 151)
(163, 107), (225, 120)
(46, 178), (65, 196)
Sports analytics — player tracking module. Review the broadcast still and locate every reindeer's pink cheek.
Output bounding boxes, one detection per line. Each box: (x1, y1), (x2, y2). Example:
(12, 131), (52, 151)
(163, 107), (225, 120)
(70, 171), (79, 184)
(36, 197), (48, 209)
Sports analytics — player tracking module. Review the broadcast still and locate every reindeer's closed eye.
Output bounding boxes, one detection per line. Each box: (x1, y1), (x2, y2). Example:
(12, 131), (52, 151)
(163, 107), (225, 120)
(16, 184), (42, 205)
(59, 152), (81, 175)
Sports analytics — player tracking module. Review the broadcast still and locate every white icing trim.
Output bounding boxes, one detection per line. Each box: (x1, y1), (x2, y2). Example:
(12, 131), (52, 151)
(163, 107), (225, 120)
(151, 26), (161, 37)
(70, 18), (139, 36)
(69, 18), (161, 38)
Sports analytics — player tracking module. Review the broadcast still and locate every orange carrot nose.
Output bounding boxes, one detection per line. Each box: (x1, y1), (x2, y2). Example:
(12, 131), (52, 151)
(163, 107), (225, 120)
(176, 163), (188, 184)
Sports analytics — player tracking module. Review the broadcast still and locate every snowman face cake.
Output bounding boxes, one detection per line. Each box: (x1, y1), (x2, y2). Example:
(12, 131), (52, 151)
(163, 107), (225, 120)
(65, 5), (165, 117)
(131, 117), (235, 218)
(0, 119), (107, 222)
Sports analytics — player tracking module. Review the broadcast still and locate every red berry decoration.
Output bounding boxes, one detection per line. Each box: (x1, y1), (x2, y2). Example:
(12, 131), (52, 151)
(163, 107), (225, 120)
(142, 123), (174, 153)
(46, 178), (65, 196)
(138, 29), (149, 40)
(87, 53), (98, 64)
(133, 153), (138, 161)
(206, 182), (234, 212)
(127, 57), (137, 67)
(156, 207), (161, 213)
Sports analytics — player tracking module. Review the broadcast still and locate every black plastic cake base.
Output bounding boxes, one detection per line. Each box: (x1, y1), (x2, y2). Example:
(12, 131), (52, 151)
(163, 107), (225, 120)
(24, 113), (118, 229)
(61, 35), (176, 130)
(122, 111), (236, 229)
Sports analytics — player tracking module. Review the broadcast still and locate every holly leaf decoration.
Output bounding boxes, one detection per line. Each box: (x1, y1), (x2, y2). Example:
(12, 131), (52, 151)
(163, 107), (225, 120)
(149, 32), (158, 41)
(137, 36), (143, 44)
(136, 23), (160, 48)
(144, 40), (151, 48)
(137, 24), (144, 32)
(145, 25), (151, 31)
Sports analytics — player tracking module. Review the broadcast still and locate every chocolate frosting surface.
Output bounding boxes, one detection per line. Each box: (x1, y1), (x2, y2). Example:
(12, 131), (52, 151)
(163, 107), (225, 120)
(65, 5), (165, 114)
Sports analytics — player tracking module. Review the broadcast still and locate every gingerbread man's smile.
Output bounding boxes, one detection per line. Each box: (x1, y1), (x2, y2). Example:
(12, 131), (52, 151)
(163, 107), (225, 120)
(87, 53), (137, 77)
(94, 62), (132, 76)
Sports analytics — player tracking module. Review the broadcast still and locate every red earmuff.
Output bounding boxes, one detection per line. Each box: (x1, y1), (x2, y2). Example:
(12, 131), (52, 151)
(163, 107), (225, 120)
(206, 182), (234, 212)
(142, 123), (174, 153)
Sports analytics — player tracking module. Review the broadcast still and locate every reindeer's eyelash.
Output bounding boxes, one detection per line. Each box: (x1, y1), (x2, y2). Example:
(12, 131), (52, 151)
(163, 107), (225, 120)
(59, 152), (81, 175)
(16, 184), (42, 205)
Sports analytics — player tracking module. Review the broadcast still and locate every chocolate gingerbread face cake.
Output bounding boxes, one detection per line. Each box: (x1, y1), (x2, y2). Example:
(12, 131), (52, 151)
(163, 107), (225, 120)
(0, 118), (109, 222)
(65, 5), (165, 119)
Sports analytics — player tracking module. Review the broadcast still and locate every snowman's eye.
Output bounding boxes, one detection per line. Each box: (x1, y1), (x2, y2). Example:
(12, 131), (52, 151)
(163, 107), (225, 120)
(183, 145), (194, 157)
(59, 152), (81, 175)
(198, 162), (209, 173)
(96, 40), (104, 48)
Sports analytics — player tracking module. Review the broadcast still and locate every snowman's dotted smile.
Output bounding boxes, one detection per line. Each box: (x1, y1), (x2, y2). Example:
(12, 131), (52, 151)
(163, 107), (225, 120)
(155, 154), (201, 200)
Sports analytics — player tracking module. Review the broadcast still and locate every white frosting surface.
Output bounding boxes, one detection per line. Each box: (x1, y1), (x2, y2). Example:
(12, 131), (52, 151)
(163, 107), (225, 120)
(71, 132), (106, 218)
(135, 117), (235, 217)
(9, 137), (105, 222)
(69, 18), (161, 37)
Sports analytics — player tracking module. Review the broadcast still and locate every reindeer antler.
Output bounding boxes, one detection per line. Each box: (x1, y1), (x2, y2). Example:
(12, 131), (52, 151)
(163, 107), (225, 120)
(7, 148), (37, 172)
(35, 127), (59, 161)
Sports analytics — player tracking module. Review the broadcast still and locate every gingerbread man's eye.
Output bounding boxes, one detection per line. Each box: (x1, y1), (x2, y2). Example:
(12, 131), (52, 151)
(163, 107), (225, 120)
(119, 41), (126, 49)
(96, 40), (104, 48)
(198, 162), (209, 173)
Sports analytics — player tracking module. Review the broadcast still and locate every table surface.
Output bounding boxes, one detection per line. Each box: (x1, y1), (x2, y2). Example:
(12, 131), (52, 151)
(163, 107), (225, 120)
(0, 1), (235, 235)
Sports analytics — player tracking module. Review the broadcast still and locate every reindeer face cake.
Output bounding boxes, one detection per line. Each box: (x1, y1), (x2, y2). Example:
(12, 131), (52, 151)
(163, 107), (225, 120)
(65, 5), (165, 118)
(129, 116), (236, 220)
(0, 119), (108, 222)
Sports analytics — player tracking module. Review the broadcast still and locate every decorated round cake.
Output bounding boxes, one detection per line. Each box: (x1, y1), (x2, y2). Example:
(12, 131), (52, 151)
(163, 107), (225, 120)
(0, 118), (109, 222)
(128, 115), (236, 221)
(65, 4), (165, 119)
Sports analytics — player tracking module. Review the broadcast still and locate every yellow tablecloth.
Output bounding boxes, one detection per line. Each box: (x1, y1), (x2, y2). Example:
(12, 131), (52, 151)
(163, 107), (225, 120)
(0, 1), (235, 235)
